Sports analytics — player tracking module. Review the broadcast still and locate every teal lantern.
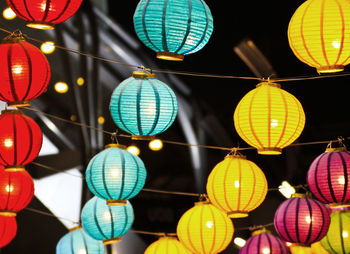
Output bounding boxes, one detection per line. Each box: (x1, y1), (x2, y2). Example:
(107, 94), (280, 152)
(110, 72), (178, 137)
(56, 225), (104, 254)
(85, 144), (147, 205)
(133, 0), (214, 61)
(81, 197), (134, 245)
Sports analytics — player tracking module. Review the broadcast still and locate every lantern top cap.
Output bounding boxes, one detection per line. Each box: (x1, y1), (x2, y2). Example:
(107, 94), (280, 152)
(1, 109), (23, 115)
(104, 143), (127, 150)
(132, 71), (156, 79)
(325, 138), (347, 153)
(226, 149), (247, 159)
(256, 82), (281, 89)
(2, 33), (26, 44)
(291, 193), (312, 198)
(251, 228), (271, 236)
(68, 225), (82, 232)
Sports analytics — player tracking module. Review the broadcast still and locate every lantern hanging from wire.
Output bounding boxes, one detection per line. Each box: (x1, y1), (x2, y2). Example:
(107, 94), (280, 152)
(206, 152), (268, 218)
(6, 0), (83, 30)
(85, 144), (147, 205)
(288, 0), (350, 73)
(145, 236), (191, 254)
(81, 196), (134, 245)
(234, 82), (305, 155)
(0, 214), (17, 248)
(177, 200), (234, 254)
(133, 0), (214, 61)
(0, 35), (51, 107)
(110, 71), (178, 137)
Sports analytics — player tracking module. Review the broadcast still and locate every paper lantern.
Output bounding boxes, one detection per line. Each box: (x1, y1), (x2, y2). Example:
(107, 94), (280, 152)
(0, 37), (50, 107)
(6, 0), (83, 30)
(177, 201), (234, 254)
(110, 72), (178, 137)
(0, 110), (42, 171)
(206, 153), (268, 218)
(288, 0), (350, 73)
(274, 194), (330, 245)
(320, 210), (350, 254)
(311, 242), (329, 254)
(81, 196), (134, 245)
(85, 144), (147, 205)
(56, 225), (104, 254)
(307, 146), (350, 208)
(134, 0), (214, 61)
(0, 215), (17, 248)
(145, 236), (191, 254)
(234, 82), (305, 155)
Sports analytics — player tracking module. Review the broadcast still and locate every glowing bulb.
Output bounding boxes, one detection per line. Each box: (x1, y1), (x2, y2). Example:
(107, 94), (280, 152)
(3, 7), (16, 20)
(12, 65), (23, 74)
(206, 221), (214, 229)
(338, 176), (346, 185)
(332, 40), (341, 49)
(54, 82), (69, 94)
(285, 242), (292, 247)
(262, 248), (270, 254)
(127, 146), (140, 156)
(279, 181), (296, 199)
(5, 185), (14, 193)
(234, 237), (246, 248)
(110, 169), (120, 178)
(146, 103), (156, 116)
(149, 139), (163, 151)
(40, 41), (55, 54)
(70, 115), (77, 122)
(77, 77), (85, 86)
(78, 249), (87, 254)
(103, 211), (111, 221)
(306, 216), (312, 224)
(4, 138), (13, 148)
(271, 119), (279, 128)
(343, 231), (349, 238)
(98, 116), (105, 125)
(234, 180), (240, 188)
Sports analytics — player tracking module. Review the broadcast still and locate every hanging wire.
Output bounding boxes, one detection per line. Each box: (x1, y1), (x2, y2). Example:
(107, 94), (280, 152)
(24, 207), (80, 225)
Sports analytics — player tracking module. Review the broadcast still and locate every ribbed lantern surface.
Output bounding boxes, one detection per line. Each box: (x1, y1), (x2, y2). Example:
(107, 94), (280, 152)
(234, 82), (305, 155)
(134, 0), (214, 61)
(145, 236), (191, 254)
(207, 154), (268, 218)
(110, 72), (178, 136)
(0, 215), (17, 248)
(177, 201), (234, 254)
(288, 0), (350, 73)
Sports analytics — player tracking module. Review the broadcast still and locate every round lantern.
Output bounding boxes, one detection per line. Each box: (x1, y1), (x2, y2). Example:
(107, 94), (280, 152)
(320, 210), (350, 254)
(133, 0), (214, 61)
(81, 196), (134, 245)
(0, 169), (34, 213)
(85, 144), (147, 205)
(110, 71), (178, 137)
(311, 242), (329, 254)
(6, 0), (83, 30)
(0, 110), (43, 171)
(177, 201), (234, 254)
(307, 145), (350, 208)
(145, 236), (191, 254)
(0, 36), (51, 107)
(288, 0), (350, 73)
(274, 194), (330, 245)
(56, 225), (105, 254)
(206, 153), (268, 218)
(234, 82), (305, 155)
(0, 214), (17, 248)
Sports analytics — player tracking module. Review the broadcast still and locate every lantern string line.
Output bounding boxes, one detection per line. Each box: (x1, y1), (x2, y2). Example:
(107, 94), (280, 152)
(24, 207), (80, 224)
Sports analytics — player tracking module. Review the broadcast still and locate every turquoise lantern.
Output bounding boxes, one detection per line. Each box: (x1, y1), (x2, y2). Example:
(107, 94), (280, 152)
(85, 144), (147, 205)
(81, 197), (134, 245)
(56, 225), (104, 254)
(133, 0), (214, 61)
(110, 71), (178, 137)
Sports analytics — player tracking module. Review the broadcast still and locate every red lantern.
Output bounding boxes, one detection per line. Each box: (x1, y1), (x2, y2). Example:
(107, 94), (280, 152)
(0, 110), (42, 171)
(0, 214), (17, 248)
(0, 36), (50, 107)
(6, 0), (83, 30)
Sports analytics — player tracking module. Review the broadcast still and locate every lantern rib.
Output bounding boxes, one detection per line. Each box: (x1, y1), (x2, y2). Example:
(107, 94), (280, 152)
(174, 0), (192, 54)
(102, 149), (114, 200)
(122, 155), (141, 200)
(48, 0), (71, 23)
(339, 214), (346, 253)
(338, 152), (349, 202)
(41, 0), (52, 22)
(148, 79), (161, 135)
(207, 205), (217, 253)
(7, 44), (19, 102)
(6, 0), (27, 20)
(19, 116), (34, 165)
(320, 0), (330, 67)
(334, 0), (345, 65)
(327, 153), (338, 202)
(141, 0), (161, 52)
(215, 205), (229, 252)
(312, 199), (327, 242)
(304, 198), (314, 244)
(17, 42), (32, 100)
(93, 198), (108, 239)
(198, 205), (206, 254)
(273, 88), (289, 148)
(161, 0), (169, 52)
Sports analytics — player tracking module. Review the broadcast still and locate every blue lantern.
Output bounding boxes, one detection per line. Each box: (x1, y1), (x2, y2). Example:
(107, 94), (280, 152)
(81, 197), (134, 245)
(134, 0), (214, 61)
(56, 225), (104, 254)
(110, 72), (178, 137)
(85, 144), (147, 205)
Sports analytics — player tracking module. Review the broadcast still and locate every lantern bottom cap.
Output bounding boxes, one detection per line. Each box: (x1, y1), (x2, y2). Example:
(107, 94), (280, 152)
(227, 211), (249, 218)
(105, 143), (127, 150)
(329, 202), (350, 209)
(4, 166), (25, 172)
(0, 211), (17, 217)
(26, 21), (55, 30)
(257, 148), (282, 155)
(317, 65), (344, 73)
(103, 237), (121, 245)
(107, 200), (127, 206)
(7, 100), (31, 107)
(131, 135), (155, 141)
(157, 52), (184, 61)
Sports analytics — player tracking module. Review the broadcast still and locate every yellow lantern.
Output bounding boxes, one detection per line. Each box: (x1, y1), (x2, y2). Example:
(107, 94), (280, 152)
(311, 242), (329, 254)
(206, 153), (268, 218)
(145, 236), (191, 254)
(177, 201), (234, 254)
(234, 82), (305, 155)
(288, 0), (350, 73)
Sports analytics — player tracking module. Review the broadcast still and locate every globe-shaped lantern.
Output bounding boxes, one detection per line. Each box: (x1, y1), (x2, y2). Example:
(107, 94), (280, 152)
(85, 144), (147, 205)
(133, 0), (214, 61)
(177, 201), (234, 254)
(0, 214), (17, 248)
(206, 152), (268, 218)
(274, 194), (330, 245)
(0, 110), (43, 171)
(6, 0), (83, 30)
(234, 82), (305, 155)
(0, 36), (50, 107)
(110, 72), (178, 137)
(307, 145), (350, 208)
(56, 225), (105, 254)
(288, 0), (350, 73)
(81, 196), (134, 245)
(145, 236), (191, 254)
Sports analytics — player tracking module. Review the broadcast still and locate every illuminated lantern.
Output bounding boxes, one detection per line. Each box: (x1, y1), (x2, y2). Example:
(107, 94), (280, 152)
(288, 0), (350, 73)
(274, 194), (330, 245)
(311, 242), (329, 254)
(81, 196), (134, 245)
(145, 236), (191, 254)
(56, 225), (104, 254)
(6, 0), (83, 30)
(177, 201), (234, 254)
(0, 36), (50, 107)
(320, 210), (350, 254)
(133, 0), (214, 61)
(0, 110), (42, 171)
(234, 82), (305, 155)
(85, 144), (147, 205)
(0, 215), (17, 248)
(110, 72), (178, 137)
(206, 153), (268, 218)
